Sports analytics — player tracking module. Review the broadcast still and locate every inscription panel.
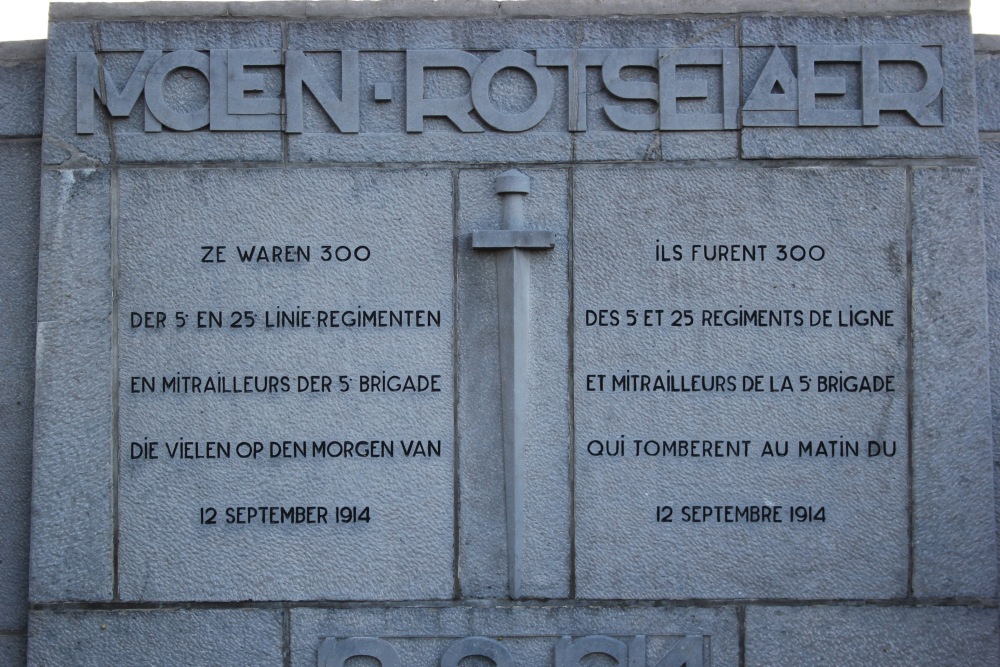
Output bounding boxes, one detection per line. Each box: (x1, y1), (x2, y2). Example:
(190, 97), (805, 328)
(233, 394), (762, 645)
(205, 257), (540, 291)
(117, 168), (454, 601)
(574, 167), (908, 599)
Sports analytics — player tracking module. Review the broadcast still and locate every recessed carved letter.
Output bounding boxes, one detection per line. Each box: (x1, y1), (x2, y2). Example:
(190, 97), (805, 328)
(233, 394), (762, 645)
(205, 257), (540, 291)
(658, 48), (739, 130)
(742, 46), (799, 127)
(285, 50), (360, 133)
(797, 45), (863, 127)
(144, 50), (210, 132)
(209, 49), (282, 131)
(440, 636), (514, 667)
(76, 50), (162, 133)
(555, 635), (631, 666)
(861, 44), (943, 126)
(535, 48), (610, 131)
(471, 49), (554, 132)
(406, 50), (484, 133)
(316, 637), (401, 667)
(602, 49), (658, 132)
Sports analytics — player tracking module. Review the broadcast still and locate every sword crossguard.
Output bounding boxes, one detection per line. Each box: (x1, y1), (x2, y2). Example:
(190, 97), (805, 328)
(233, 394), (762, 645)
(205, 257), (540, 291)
(472, 170), (556, 250)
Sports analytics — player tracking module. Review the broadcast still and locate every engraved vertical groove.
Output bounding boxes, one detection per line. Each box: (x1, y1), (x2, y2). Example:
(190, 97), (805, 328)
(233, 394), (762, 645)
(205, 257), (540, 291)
(567, 165), (577, 599)
(737, 605), (746, 667)
(452, 168), (462, 600)
(102, 12), (121, 600)
(282, 606), (291, 667)
(109, 165), (120, 602)
(906, 166), (916, 600)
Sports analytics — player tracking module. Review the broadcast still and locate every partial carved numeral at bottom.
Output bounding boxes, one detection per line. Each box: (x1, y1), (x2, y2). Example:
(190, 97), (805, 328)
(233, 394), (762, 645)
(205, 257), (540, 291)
(317, 634), (708, 667)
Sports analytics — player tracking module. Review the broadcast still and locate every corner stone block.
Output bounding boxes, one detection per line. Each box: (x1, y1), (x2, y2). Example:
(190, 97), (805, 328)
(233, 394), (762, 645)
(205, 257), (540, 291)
(31, 165), (113, 603)
(976, 53), (1000, 132)
(42, 22), (109, 166)
(746, 606), (1000, 666)
(0, 60), (45, 137)
(36, 168), (111, 324)
(29, 321), (113, 603)
(912, 166), (998, 598)
(27, 609), (283, 666)
(980, 141), (1000, 588)
(0, 141), (40, 631)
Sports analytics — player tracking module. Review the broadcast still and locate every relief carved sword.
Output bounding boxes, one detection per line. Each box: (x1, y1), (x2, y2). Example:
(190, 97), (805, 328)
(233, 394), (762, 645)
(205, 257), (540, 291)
(472, 169), (555, 600)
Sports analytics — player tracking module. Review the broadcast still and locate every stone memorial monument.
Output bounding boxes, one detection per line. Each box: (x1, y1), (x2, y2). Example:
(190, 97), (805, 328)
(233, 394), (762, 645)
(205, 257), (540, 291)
(0, 0), (999, 664)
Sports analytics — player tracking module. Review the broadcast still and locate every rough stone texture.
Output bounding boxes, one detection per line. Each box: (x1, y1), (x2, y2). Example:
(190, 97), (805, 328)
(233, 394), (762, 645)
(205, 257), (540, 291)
(976, 52), (1000, 132)
(0, 44), (43, 665)
(982, 142), (1000, 592)
(0, 636), (27, 666)
(741, 15), (979, 159)
(912, 167), (998, 598)
(27, 609), (283, 666)
(289, 133), (574, 166)
(115, 167), (454, 602)
(35, 168), (111, 323)
(49, 0), (971, 21)
(457, 168), (570, 599)
(746, 606), (999, 666)
(30, 168), (113, 603)
(291, 605), (739, 667)
(30, 322), (114, 603)
(0, 60), (45, 137)
(287, 17), (735, 50)
(0, 141), (39, 636)
(574, 166), (909, 600)
(574, 132), (740, 163)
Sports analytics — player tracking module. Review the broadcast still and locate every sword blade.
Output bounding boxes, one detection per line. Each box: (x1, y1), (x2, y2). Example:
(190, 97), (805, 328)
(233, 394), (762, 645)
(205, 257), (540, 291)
(497, 248), (529, 600)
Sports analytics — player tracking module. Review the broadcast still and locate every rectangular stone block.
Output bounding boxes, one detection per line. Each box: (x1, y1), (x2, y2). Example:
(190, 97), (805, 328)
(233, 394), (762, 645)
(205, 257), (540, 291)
(573, 132), (739, 162)
(740, 15), (978, 159)
(574, 166), (909, 599)
(912, 166), (998, 598)
(980, 141), (1000, 587)
(0, 142), (39, 634)
(457, 168), (570, 599)
(977, 52), (1000, 132)
(746, 606), (999, 666)
(42, 22), (107, 166)
(29, 321), (113, 603)
(0, 56), (45, 137)
(36, 168), (110, 323)
(291, 605), (739, 667)
(27, 608), (283, 666)
(30, 166), (113, 604)
(288, 133), (573, 165)
(115, 167), (455, 601)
